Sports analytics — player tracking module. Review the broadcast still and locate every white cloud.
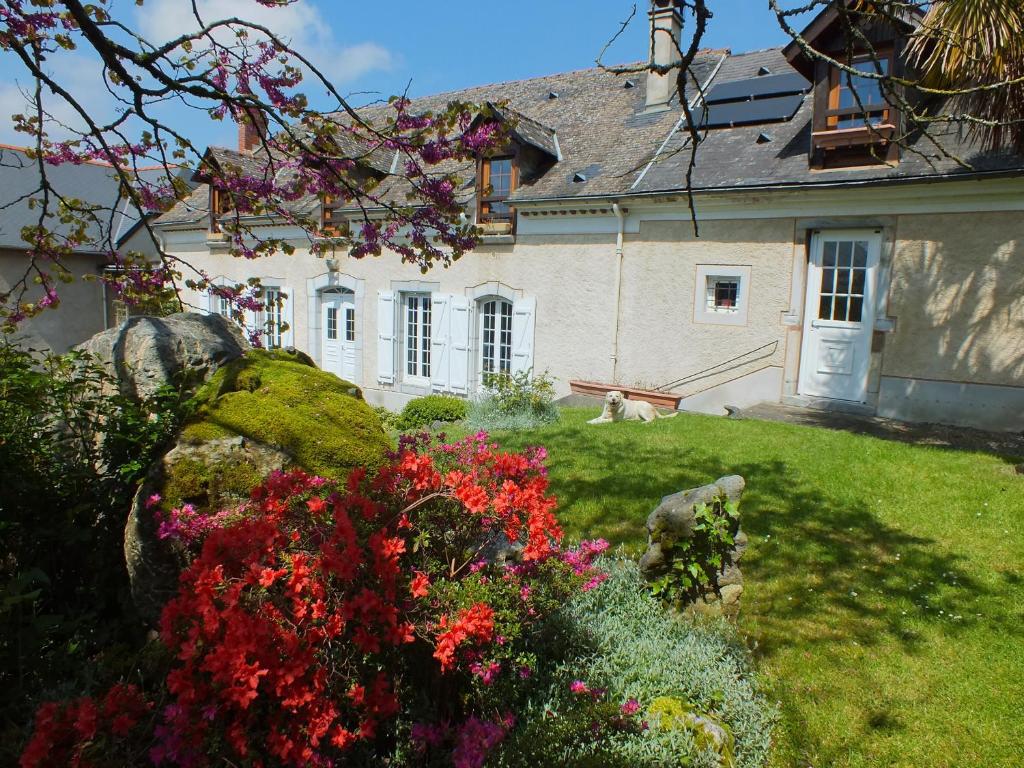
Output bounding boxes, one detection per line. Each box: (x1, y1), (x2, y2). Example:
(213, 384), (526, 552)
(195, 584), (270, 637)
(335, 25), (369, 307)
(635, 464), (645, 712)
(135, 0), (394, 85)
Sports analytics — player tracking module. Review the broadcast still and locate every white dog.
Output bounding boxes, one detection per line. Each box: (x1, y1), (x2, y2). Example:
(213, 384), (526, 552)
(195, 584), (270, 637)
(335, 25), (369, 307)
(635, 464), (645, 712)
(587, 391), (679, 424)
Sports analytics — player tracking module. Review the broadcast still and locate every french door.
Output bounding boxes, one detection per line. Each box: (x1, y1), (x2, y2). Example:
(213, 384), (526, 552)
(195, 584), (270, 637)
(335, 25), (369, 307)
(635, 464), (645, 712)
(322, 292), (357, 383)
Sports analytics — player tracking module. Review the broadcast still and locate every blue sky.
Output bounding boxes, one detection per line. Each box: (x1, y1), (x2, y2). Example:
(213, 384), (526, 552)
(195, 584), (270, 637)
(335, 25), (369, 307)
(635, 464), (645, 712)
(0, 1), (807, 151)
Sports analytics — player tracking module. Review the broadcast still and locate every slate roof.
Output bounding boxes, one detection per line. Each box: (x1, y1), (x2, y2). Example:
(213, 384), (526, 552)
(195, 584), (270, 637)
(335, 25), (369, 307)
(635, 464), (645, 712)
(0, 145), (190, 251)
(157, 45), (1024, 228)
(632, 48), (1024, 196)
(158, 53), (725, 225)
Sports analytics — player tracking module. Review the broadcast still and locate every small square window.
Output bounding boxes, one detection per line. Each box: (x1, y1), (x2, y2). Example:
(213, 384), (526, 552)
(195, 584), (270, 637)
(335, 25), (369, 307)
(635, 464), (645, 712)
(706, 277), (739, 313)
(693, 265), (751, 327)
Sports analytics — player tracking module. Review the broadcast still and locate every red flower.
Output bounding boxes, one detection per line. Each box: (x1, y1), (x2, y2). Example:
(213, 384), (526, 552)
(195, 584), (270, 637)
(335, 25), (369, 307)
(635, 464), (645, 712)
(410, 572), (430, 598)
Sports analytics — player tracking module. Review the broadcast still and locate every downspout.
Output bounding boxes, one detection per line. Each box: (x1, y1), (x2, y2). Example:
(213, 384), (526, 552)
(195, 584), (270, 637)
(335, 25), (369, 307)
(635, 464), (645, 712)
(610, 202), (625, 383)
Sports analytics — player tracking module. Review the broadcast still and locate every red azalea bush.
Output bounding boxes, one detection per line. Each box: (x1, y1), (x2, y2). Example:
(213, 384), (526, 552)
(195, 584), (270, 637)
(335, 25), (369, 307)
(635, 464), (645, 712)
(18, 684), (153, 768)
(20, 432), (606, 768)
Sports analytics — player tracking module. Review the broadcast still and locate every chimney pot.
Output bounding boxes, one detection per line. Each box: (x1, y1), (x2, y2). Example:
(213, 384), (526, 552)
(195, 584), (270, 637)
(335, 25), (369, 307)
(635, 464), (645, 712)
(645, 0), (683, 111)
(237, 107), (268, 153)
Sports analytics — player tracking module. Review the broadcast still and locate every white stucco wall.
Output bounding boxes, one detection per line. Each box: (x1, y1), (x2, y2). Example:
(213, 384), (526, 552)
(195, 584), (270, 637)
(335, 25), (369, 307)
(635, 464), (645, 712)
(616, 218), (794, 398)
(172, 230), (620, 401)
(884, 211), (1024, 388)
(161, 179), (1024, 429)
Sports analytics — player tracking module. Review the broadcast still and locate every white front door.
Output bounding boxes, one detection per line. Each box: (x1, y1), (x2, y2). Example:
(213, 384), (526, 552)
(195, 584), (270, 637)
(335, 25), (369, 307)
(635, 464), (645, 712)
(798, 230), (881, 403)
(322, 293), (357, 383)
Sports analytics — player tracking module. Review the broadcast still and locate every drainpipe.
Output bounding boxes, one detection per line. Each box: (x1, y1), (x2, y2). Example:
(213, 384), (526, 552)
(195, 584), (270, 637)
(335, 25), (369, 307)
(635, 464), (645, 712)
(610, 202), (625, 383)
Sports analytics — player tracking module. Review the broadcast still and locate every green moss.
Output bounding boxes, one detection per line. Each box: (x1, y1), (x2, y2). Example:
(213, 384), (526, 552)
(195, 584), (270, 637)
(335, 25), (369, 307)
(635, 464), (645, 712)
(178, 349), (389, 480)
(648, 696), (736, 766)
(161, 453), (267, 512)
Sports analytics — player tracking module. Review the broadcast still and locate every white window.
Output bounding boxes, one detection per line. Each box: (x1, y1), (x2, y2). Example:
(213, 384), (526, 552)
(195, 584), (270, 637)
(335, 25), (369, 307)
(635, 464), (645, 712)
(216, 294), (231, 318)
(345, 306), (356, 342)
(404, 293), (432, 381)
(207, 279), (233, 319)
(479, 298), (513, 377)
(326, 306), (339, 340)
(693, 265), (751, 327)
(260, 286), (287, 348)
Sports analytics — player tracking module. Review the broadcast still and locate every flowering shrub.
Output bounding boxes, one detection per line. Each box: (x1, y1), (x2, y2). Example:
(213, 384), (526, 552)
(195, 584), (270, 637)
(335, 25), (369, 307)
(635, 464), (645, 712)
(18, 684), (152, 768)
(20, 432), (605, 768)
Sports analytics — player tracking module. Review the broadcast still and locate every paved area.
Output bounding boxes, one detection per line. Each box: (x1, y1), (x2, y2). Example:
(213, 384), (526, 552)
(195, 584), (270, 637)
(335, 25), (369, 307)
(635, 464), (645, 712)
(739, 402), (1024, 459)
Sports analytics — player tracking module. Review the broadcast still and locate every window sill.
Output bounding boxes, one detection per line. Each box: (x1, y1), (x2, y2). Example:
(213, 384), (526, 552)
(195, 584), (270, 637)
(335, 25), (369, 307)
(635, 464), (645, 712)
(480, 233), (515, 246)
(812, 124), (895, 150)
(478, 221), (513, 236)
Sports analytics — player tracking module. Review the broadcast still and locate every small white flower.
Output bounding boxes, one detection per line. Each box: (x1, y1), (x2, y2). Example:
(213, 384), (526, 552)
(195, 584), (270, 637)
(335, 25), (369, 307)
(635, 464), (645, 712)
(850, 591), (858, 597)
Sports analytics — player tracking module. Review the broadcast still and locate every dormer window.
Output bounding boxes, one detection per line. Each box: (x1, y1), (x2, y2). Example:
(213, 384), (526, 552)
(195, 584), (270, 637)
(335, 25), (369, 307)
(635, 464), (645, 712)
(829, 54), (892, 130)
(782, 1), (914, 170)
(209, 186), (232, 234)
(811, 50), (898, 166)
(479, 156), (516, 224)
(320, 194), (350, 238)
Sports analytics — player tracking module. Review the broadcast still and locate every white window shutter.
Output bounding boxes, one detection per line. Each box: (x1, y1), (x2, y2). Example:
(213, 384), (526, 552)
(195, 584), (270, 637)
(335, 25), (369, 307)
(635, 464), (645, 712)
(377, 291), (396, 384)
(449, 295), (471, 394)
(511, 296), (536, 375)
(430, 292), (451, 392)
(281, 286), (294, 347)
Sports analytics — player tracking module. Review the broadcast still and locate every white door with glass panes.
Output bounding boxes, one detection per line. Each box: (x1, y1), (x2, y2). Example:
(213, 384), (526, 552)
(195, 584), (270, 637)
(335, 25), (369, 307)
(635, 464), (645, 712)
(322, 292), (357, 382)
(798, 230), (880, 403)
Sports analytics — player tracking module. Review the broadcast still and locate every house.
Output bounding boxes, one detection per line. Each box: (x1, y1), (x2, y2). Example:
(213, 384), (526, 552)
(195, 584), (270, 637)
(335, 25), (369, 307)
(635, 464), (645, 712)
(0, 145), (186, 352)
(156, 1), (1024, 432)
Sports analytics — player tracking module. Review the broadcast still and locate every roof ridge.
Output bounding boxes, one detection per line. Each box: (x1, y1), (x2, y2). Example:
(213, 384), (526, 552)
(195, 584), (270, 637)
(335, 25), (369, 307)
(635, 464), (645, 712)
(725, 45), (787, 57)
(350, 50), (725, 110)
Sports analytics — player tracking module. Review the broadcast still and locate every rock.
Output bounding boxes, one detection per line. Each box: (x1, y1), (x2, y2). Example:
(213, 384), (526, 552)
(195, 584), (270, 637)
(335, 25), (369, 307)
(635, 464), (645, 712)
(639, 475), (747, 618)
(78, 312), (248, 401)
(125, 436), (293, 621)
(124, 348), (390, 623)
(648, 696), (736, 768)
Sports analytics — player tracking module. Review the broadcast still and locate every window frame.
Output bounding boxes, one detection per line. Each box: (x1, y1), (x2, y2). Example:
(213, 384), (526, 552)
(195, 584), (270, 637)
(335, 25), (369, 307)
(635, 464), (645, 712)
(693, 265), (751, 327)
(209, 185), (233, 234)
(259, 286), (288, 349)
(477, 154), (518, 225)
(826, 49), (894, 131)
(403, 293), (432, 385)
(478, 296), (514, 382)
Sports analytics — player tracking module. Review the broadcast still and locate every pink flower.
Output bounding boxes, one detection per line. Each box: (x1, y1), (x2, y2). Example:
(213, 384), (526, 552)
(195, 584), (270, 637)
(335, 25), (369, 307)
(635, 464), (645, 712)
(570, 680), (589, 695)
(621, 698), (641, 716)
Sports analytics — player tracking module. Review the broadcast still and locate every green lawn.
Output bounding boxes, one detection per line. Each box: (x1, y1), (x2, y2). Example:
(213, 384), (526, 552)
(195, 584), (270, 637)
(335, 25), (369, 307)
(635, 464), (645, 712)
(460, 408), (1024, 768)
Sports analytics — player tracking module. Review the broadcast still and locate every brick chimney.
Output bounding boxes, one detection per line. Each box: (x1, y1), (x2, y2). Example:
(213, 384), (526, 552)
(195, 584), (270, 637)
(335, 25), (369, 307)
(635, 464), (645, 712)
(645, 0), (683, 111)
(237, 107), (268, 153)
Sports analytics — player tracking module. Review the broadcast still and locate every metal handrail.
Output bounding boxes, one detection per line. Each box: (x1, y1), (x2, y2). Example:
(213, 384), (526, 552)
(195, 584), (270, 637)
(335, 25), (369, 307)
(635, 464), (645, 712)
(656, 340), (779, 392)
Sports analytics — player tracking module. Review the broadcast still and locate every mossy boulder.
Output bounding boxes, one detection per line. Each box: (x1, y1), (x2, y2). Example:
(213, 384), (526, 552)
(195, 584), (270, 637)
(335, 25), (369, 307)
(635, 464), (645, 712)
(648, 696), (736, 767)
(125, 348), (390, 621)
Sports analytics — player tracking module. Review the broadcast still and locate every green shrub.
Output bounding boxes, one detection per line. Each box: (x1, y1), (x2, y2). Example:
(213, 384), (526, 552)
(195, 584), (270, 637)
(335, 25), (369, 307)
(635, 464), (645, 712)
(0, 342), (189, 759)
(466, 369), (559, 431)
(492, 559), (776, 768)
(373, 405), (400, 431)
(394, 394), (468, 431)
